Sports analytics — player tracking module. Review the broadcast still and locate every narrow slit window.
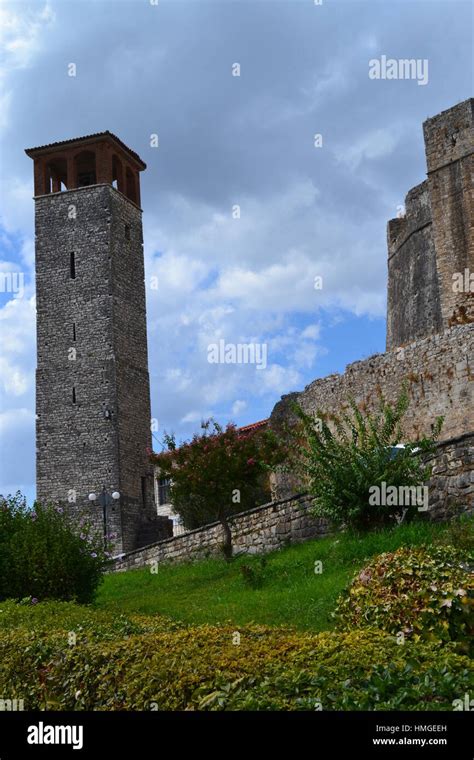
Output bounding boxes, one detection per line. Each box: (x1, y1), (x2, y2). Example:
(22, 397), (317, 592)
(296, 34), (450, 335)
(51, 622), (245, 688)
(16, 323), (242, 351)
(72, 386), (76, 404)
(72, 323), (76, 341)
(70, 252), (76, 279)
(125, 224), (130, 240)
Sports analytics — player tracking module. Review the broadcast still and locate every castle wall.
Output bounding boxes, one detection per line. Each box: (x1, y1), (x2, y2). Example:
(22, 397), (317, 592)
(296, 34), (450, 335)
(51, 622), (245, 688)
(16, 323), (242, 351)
(270, 324), (473, 498)
(424, 99), (474, 329)
(425, 432), (474, 521)
(386, 182), (442, 348)
(386, 98), (473, 350)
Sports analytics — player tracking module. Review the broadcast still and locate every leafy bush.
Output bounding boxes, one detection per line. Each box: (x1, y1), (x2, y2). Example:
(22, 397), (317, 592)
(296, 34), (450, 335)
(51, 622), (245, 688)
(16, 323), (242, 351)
(334, 544), (473, 653)
(0, 601), (471, 711)
(0, 493), (109, 604)
(292, 390), (443, 530)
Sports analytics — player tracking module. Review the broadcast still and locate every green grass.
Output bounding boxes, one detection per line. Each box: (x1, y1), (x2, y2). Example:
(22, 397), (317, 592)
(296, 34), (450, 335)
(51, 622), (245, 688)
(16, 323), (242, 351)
(96, 519), (449, 631)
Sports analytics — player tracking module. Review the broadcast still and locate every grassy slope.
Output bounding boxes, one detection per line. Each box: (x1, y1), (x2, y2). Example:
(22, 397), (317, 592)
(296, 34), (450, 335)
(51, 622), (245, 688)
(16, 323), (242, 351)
(96, 520), (447, 630)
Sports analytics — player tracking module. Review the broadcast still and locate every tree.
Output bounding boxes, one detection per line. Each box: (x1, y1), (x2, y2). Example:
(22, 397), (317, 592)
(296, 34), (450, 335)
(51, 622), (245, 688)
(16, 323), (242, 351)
(151, 420), (285, 559)
(292, 389), (443, 531)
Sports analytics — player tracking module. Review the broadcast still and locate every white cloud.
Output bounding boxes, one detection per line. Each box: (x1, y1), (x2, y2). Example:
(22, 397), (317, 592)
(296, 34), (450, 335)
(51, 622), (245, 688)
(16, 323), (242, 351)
(180, 410), (212, 424)
(0, 2), (54, 72)
(0, 2), (55, 134)
(335, 127), (402, 171)
(301, 323), (321, 340)
(0, 294), (36, 397)
(231, 399), (247, 416)
(0, 178), (35, 236)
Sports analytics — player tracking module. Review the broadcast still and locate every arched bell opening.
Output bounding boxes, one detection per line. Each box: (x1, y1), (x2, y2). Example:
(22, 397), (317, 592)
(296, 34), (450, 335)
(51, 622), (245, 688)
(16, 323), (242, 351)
(75, 150), (97, 188)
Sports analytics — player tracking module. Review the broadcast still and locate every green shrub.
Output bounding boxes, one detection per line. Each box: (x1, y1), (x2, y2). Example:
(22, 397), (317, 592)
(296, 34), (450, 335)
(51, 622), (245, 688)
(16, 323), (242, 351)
(240, 557), (267, 588)
(440, 514), (474, 552)
(0, 601), (471, 711)
(334, 544), (474, 652)
(0, 494), (109, 604)
(292, 390), (442, 530)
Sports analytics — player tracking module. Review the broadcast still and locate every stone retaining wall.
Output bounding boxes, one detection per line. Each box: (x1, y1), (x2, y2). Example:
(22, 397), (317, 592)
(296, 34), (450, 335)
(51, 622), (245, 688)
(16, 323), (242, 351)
(112, 433), (473, 572)
(113, 493), (328, 572)
(425, 432), (473, 520)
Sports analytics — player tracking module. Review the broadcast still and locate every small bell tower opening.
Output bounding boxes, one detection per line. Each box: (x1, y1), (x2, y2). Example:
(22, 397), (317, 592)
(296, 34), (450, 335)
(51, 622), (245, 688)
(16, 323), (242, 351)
(45, 157), (67, 193)
(75, 150), (97, 188)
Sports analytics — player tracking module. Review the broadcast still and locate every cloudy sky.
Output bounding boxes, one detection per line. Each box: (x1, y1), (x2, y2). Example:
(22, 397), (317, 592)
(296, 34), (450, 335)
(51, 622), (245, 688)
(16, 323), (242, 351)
(0, 0), (472, 503)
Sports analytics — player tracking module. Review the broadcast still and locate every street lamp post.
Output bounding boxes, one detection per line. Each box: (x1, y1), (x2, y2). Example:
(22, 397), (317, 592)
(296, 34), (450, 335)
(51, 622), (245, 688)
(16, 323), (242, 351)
(88, 486), (120, 550)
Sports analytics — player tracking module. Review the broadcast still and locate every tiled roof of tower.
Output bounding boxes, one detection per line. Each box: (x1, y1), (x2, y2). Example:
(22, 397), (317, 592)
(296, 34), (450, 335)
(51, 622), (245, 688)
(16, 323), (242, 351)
(25, 131), (146, 169)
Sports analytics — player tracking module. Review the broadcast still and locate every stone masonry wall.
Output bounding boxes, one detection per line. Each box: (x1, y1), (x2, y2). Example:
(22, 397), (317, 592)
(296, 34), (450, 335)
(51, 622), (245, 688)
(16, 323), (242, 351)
(424, 99), (474, 329)
(35, 185), (123, 545)
(273, 321), (471, 449)
(386, 181), (442, 348)
(386, 98), (473, 350)
(425, 433), (474, 521)
(113, 494), (328, 571)
(269, 324), (472, 500)
(113, 433), (473, 572)
(35, 183), (158, 553)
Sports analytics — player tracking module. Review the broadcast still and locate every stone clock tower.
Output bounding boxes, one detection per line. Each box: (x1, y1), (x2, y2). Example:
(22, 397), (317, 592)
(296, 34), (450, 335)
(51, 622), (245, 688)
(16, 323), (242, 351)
(26, 132), (170, 553)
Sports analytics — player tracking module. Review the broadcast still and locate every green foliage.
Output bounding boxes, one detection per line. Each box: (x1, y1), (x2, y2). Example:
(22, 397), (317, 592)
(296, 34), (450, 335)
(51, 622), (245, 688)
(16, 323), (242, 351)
(440, 514), (474, 552)
(0, 601), (471, 711)
(334, 544), (474, 653)
(151, 419), (285, 556)
(0, 493), (109, 604)
(240, 557), (267, 588)
(96, 519), (454, 630)
(292, 389), (443, 530)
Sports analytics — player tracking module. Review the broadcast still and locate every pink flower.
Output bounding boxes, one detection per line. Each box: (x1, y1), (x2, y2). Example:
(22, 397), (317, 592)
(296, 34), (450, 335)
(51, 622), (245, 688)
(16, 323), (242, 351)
(247, 458), (256, 466)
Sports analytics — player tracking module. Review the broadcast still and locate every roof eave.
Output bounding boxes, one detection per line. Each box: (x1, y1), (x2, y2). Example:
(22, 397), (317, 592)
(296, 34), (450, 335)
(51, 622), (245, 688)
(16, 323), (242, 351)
(24, 131), (147, 171)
